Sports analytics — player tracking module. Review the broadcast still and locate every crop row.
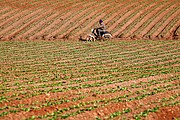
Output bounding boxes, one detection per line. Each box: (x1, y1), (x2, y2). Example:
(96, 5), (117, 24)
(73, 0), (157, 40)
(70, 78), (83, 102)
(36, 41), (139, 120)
(1, 50), (179, 87)
(2, 65), (179, 104)
(0, 56), (178, 101)
(3, 60), (179, 93)
(3, 8), (49, 38)
(1, 40), (178, 64)
(0, 7), (43, 37)
(163, 17), (180, 38)
(0, 40), (180, 119)
(122, 3), (161, 38)
(27, 83), (180, 119)
(0, 41), (179, 82)
(59, 3), (114, 39)
(0, 0), (74, 9)
(0, 74), (179, 119)
(2, 76), (179, 103)
(1, 46), (178, 81)
(1, 44), (179, 89)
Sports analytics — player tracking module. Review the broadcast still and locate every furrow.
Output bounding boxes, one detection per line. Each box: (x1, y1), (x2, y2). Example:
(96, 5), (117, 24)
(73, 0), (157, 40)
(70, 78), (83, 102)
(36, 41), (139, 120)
(144, 105), (180, 120)
(0, 6), (12, 16)
(6, 9), (55, 39)
(1, 56), (179, 91)
(122, 2), (167, 38)
(27, 0), (86, 40)
(1, 41), (178, 69)
(3, 63), (179, 96)
(151, 6), (180, 38)
(0, 9), (19, 25)
(70, 0), (136, 38)
(112, 1), (154, 37)
(106, 1), (141, 33)
(58, 0), (134, 38)
(14, 2), (78, 39)
(3, 49), (179, 82)
(134, 1), (176, 37)
(139, 3), (178, 37)
(20, 0), (85, 40)
(164, 19), (180, 39)
(0, 8), (43, 37)
(53, 86), (180, 120)
(51, 1), (111, 39)
(0, 8), (27, 30)
(36, 1), (98, 40)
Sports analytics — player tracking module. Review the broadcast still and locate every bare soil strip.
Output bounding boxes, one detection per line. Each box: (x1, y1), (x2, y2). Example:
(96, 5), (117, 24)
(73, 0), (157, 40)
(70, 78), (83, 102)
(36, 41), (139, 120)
(0, 8), (27, 30)
(6, 9), (55, 40)
(24, 0), (86, 40)
(28, 0), (88, 40)
(45, 1), (104, 39)
(0, 0), (179, 40)
(145, 105), (180, 120)
(152, 7), (180, 38)
(112, 2), (155, 37)
(59, 0), (132, 39)
(164, 19), (180, 39)
(30, 2), (88, 39)
(0, 8), (43, 36)
(139, 3), (178, 37)
(107, 1), (141, 32)
(123, 2), (168, 38)
(0, 7), (13, 18)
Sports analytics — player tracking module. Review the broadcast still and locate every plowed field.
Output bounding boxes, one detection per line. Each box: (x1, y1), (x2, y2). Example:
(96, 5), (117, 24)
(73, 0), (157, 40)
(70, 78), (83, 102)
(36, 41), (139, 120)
(0, 40), (180, 119)
(0, 0), (180, 40)
(0, 0), (180, 120)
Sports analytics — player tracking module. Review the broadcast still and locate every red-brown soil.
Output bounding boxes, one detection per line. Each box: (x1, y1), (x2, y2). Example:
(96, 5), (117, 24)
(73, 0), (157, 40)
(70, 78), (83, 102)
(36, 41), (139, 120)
(0, 0), (179, 41)
(0, 1), (180, 120)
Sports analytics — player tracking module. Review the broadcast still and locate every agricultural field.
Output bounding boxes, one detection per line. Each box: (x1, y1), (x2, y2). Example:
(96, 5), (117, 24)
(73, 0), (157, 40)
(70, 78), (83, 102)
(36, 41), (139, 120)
(0, 0), (179, 40)
(0, 40), (180, 119)
(0, 0), (180, 120)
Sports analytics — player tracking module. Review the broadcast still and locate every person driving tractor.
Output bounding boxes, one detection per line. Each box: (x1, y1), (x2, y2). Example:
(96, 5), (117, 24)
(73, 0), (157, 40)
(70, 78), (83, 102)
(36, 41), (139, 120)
(86, 19), (112, 41)
(96, 19), (106, 37)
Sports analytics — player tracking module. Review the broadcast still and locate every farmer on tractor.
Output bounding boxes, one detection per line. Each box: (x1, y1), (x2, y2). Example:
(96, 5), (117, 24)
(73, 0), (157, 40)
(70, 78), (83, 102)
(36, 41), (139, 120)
(86, 19), (112, 41)
(96, 19), (106, 37)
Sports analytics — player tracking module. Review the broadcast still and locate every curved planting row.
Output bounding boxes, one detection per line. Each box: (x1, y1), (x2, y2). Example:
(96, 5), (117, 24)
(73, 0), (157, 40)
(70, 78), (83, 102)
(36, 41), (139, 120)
(18, 0), (86, 40)
(0, 40), (180, 119)
(121, 0), (180, 39)
(0, 0), (179, 40)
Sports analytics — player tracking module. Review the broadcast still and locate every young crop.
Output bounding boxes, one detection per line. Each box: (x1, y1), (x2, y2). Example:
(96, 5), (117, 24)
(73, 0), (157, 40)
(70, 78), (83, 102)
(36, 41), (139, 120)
(109, 108), (131, 119)
(0, 37), (179, 120)
(134, 106), (159, 120)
